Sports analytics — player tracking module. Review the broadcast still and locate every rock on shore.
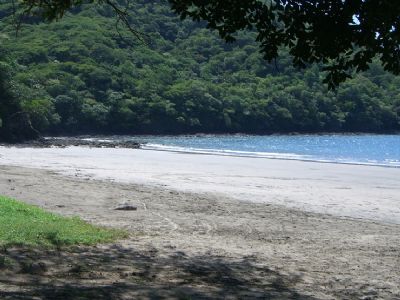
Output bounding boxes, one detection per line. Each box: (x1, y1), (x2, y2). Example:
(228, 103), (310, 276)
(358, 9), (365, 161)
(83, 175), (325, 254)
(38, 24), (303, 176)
(1, 137), (141, 149)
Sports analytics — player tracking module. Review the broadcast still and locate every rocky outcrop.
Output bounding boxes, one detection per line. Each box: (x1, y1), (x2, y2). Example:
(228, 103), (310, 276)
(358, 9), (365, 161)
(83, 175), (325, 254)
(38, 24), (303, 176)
(3, 136), (141, 149)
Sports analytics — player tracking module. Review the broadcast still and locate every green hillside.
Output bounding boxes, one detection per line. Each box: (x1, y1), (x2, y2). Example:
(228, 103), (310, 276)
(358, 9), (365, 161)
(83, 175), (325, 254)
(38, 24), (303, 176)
(0, 0), (400, 140)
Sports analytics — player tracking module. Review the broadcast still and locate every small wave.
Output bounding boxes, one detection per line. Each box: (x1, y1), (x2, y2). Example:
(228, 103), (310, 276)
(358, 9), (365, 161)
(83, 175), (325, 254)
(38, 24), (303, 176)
(142, 144), (315, 160)
(141, 143), (400, 168)
(143, 143), (307, 159)
(81, 138), (114, 143)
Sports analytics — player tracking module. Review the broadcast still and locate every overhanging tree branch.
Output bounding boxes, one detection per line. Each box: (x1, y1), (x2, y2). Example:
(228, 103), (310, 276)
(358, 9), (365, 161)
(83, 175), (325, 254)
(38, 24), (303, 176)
(15, 0), (149, 44)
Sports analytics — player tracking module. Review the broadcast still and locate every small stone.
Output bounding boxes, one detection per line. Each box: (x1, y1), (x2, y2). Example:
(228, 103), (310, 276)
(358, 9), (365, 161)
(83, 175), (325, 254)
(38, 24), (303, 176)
(114, 204), (138, 211)
(365, 287), (378, 295)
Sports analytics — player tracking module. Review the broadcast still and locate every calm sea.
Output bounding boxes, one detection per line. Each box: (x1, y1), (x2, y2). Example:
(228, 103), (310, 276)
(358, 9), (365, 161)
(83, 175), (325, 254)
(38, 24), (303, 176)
(92, 134), (400, 167)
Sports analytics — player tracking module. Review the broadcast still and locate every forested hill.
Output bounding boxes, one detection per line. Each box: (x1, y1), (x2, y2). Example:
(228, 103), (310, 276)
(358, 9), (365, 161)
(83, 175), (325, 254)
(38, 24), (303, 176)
(0, 0), (400, 139)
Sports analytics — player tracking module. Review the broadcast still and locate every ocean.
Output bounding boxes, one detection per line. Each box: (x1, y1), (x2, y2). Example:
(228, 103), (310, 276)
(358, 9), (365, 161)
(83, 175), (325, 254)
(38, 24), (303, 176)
(87, 134), (400, 167)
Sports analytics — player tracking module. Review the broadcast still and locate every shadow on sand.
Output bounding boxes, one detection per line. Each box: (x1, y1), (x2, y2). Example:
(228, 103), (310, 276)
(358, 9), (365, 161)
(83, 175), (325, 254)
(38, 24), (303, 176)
(0, 244), (317, 299)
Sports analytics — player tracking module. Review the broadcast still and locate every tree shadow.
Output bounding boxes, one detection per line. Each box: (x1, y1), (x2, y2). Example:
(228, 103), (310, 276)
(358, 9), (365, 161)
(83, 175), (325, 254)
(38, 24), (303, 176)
(0, 245), (317, 299)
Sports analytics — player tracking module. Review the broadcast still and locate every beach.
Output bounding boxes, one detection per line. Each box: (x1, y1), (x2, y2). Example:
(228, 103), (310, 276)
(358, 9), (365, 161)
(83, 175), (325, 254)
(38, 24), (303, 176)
(1, 146), (400, 224)
(0, 146), (399, 299)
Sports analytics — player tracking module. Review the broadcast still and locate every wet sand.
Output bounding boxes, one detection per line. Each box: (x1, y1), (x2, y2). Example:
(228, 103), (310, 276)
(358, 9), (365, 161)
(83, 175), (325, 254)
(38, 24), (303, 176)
(0, 147), (399, 299)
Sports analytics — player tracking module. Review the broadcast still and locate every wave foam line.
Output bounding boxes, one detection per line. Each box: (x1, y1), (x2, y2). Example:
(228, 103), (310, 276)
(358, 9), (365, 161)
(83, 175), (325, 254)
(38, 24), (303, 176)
(141, 143), (400, 168)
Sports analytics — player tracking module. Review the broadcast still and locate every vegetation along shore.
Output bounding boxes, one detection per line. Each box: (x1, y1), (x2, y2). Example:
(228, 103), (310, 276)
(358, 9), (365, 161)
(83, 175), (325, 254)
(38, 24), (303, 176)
(1, 1), (400, 142)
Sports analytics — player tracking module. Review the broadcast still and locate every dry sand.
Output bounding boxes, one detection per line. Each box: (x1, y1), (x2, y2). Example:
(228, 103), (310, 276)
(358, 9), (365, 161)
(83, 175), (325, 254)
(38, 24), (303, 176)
(0, 147), (399, 299)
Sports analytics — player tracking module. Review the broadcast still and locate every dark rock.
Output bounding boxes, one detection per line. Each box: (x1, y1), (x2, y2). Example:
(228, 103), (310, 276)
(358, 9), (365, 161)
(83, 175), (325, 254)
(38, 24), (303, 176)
(2, 136), (141, 149)
(114, 204), (138, 211)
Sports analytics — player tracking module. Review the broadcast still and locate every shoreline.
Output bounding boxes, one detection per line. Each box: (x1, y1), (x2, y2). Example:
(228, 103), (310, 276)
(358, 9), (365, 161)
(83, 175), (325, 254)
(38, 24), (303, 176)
(0, 164), (399, 299)
(0, 137), (141, 149)
(2, 140), (399, 169)
(140, 146), (400, 169)
(2, 133), (399, 168)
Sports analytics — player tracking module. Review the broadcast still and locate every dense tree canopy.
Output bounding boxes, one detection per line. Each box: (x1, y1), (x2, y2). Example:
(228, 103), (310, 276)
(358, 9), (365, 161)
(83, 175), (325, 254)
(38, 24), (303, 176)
(0, 50), (39, 141)
(0, 0), (399, 140)
(19, 0), (400, 88)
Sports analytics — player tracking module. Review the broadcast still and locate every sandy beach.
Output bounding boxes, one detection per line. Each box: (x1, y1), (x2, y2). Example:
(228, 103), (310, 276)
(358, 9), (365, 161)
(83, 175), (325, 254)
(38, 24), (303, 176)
(0, 146), (399, 299)
(1, 146), (400, 224)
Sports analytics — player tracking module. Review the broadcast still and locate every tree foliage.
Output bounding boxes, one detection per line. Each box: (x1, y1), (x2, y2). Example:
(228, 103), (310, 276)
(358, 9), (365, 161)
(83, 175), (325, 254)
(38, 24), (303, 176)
(0, 49), (39, 141)
(169, 1), (400, 88)
(18, 0), (400, 88)
(0, 1), (399, 139)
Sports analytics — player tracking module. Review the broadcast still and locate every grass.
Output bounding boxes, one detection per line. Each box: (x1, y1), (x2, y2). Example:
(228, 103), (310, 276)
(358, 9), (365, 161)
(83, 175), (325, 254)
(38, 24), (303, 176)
(0, 195), (127, 247)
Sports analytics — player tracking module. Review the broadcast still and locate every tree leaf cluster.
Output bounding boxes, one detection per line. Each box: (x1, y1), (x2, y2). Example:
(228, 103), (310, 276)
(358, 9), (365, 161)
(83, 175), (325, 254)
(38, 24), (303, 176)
(169, 0), (400, 89)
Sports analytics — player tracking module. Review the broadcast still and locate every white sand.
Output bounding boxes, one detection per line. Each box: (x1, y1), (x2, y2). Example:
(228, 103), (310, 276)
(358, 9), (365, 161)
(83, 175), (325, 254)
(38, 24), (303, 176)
(0, 146), (399, 224)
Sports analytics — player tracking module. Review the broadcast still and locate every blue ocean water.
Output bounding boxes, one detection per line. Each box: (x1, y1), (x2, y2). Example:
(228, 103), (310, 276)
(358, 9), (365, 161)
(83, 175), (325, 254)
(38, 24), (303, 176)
(109, 134), (400, 167)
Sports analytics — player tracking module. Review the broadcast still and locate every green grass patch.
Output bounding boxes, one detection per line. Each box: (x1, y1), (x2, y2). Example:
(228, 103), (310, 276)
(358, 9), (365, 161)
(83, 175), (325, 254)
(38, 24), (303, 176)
(0, 195), (127, 247)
